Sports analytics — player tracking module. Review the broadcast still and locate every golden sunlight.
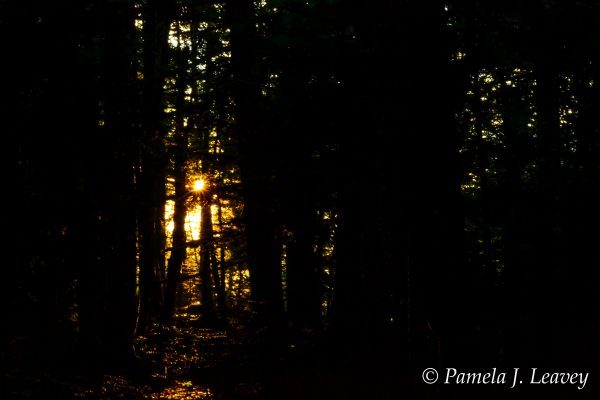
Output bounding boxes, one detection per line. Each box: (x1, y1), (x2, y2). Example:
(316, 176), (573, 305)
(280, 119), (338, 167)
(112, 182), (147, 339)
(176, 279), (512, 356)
(193, 179), (205, 192)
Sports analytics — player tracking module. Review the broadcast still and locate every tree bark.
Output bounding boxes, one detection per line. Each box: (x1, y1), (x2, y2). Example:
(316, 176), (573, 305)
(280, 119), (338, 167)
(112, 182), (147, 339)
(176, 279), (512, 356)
(163, 20), (191, 322)
(137, 0), (173, 333)
(79, 0), (139, 368)
(199, 194), (217, 320)
(226, 0), (284, 329)
(285, 202), (322, 332)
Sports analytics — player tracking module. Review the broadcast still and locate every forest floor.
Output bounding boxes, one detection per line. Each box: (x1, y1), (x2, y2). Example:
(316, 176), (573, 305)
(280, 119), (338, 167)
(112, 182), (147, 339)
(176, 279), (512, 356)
(4, 315), (591, 399)
(1, 313), (424, 400)
(2, 314), (241, 400)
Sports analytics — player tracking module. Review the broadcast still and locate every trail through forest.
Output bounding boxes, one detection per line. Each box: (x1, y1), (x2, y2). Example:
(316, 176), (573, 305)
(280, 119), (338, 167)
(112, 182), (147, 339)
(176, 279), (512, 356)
(3, 314), (232, 400)
(2, 313), (424, 400)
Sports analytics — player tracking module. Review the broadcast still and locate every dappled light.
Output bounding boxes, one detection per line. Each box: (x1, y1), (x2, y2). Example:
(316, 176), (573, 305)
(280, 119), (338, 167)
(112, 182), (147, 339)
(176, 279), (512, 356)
(151, 382), (212, 400)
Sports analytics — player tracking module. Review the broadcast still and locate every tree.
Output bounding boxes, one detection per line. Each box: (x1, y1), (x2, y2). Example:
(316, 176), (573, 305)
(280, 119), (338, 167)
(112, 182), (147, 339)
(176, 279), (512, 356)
(226, 0), (285, 330)
(136, 0), (174, 334)
(78, 0), (139, 367)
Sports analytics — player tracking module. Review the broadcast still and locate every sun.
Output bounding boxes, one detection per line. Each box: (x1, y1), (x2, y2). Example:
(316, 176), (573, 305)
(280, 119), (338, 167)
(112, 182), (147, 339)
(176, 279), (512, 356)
(193, 179), (205, 192)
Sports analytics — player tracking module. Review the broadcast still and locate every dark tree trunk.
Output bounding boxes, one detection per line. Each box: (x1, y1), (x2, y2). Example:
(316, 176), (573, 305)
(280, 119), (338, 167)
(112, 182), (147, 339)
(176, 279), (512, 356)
(535, 65), (563, 183)
(497, 76), (530, 365)
(163, 23), (190, 322)
(226, 0), (284, 329)
(285, 203), (322, 332)
(78, 0), (139, 368)
(216, 198), (229, 309)
(330, 0), (467, 367)
(573, 64), (600, 176)
(207, 199), (227, 320)
(101, 0), (138, 361)
(137, 0), (173, 333)
(163, 148), (188, 322)
(199, 194), (216, 320)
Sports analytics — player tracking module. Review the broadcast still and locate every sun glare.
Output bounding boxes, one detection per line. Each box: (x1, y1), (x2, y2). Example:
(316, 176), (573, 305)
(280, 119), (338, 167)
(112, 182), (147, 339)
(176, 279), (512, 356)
(193, 179), (205, 192)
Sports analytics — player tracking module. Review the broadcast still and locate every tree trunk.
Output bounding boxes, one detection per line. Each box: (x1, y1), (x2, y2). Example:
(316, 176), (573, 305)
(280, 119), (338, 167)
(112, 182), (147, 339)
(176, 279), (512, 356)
(79, 0), (139, 368)
(137, 0), (173, 333)
(209, 199), (228, 320)
(226, 0), (284, 329)
(163, 148), (188, 322)
(217, 198), (230, 304)
(199, 194), (217, 320)
(330, 0), (466, 365)
(163, 20), (190, 322)
(535, 65), (562, 183)
(285, 203), (322, 332)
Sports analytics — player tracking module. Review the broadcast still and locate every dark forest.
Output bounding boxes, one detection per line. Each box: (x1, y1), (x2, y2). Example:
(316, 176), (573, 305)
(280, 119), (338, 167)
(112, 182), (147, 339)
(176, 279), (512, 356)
(2, 0), (598, 399)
